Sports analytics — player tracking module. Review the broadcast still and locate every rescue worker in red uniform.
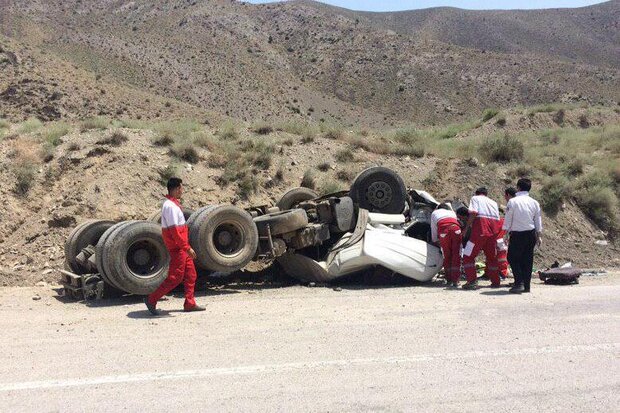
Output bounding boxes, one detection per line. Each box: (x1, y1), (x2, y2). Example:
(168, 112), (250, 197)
(462, 187), (502, 290)
(430, 203), (463, 288)
(145, 177), (205, 315)
(484, 187), (515, 280)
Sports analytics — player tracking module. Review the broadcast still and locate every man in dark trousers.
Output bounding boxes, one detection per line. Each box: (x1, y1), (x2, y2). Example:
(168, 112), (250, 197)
(503, 178), (543, 294)
(145, 177), (205, 315)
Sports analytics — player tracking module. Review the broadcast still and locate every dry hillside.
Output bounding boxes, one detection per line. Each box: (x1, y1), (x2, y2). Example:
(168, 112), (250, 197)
(0, 105), (619, 286)
(1, 0), (619, 125)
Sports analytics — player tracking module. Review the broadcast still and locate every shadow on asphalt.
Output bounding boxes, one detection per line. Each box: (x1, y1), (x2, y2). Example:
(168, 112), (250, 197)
(480, 290), (512, 296)
(126, 309), (174, 319)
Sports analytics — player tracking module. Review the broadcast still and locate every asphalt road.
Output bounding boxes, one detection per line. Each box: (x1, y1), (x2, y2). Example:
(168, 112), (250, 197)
(1, 274), (619, 412)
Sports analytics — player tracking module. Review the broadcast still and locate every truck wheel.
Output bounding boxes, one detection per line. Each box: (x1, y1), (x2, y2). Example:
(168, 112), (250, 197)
(254, 209), (309, 236)
(65, 220), (116, 274)
(276, 187), (318, 210)
(148, 208), (195, 224)
(277, 252), (331, 283)
(349, 167), (406, 214)
(96, 221), (133, 290)
(189, 205), (258, 272)
(97, 221), (170, 295)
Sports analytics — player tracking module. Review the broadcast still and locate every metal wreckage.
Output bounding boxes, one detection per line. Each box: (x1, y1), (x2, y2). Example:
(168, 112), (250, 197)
(61, 167), (446, 299)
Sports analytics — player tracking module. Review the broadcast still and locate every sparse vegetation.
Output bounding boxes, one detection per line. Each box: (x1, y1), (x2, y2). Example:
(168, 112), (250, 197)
(301, 169), (316, 189)
(336, 170), (354, 182)
(158, 163), (179, 186)
(170, 141), (200, 164)
(218, 121), (239, 140)
(317, 162), (331, 172)
(540, 176), (569, 214)
(319, 179), (346, 195)
(335, 148), (355, 163)
(480, 134), (524, 163)
(301, 131), (315, 144)
(482, 108), (499, 122)
(18, 118), (43, 134)
(97, 131), (128, 146)
(80, 116), (110, 132)
(41, 122), (71, 146)
(252, 122), (274, 135)
(237, 174), (259, 200)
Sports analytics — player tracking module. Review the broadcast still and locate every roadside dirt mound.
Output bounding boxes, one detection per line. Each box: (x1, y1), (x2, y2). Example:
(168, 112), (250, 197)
(0, 120), (617, 286)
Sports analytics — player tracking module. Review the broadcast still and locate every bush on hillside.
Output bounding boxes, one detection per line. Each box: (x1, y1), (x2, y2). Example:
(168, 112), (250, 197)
(480, 134), (524, 163)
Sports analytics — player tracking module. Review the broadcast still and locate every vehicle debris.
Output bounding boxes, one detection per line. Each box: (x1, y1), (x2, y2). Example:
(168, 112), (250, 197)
(60, 167), (446, 300)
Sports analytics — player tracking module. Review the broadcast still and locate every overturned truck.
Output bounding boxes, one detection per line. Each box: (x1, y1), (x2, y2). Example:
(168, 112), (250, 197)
(61, 167), (442, 299)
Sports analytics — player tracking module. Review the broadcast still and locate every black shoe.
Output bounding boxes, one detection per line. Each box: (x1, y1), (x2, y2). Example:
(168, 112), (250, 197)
(462, 281), (479, 290)
(509, 284), (525, 294)
(184, 305), (206, 312)
(490, 283), (501, 288)
(523, 287), (531, 293)
(144, 297), (160, 316)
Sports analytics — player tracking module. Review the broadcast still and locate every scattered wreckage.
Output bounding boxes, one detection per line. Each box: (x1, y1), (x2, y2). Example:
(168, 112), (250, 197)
(61, 167), (443, 299)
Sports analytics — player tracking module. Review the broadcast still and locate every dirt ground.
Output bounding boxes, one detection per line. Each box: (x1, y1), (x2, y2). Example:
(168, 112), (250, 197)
(0, 272), (618, 412)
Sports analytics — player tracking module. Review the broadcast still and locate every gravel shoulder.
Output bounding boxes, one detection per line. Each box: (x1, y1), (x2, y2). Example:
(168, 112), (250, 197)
(0, 272), (619, 412)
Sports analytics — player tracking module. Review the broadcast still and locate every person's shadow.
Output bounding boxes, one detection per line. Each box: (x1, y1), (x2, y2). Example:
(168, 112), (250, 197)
(480, 290), (511, 296)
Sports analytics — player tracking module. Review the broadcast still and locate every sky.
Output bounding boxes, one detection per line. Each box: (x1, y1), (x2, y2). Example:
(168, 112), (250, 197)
(245, 0), (607, 12)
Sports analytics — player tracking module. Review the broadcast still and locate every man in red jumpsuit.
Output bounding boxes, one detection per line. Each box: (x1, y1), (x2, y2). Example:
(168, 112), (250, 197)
(462, 187), (502, 290)
(484, 187), (516, 280)
(145, 177), (205, 315)
(430, 203), (463, 288)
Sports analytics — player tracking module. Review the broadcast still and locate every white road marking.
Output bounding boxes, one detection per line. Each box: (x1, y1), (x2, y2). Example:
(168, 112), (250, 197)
(1, 343), (618, 392)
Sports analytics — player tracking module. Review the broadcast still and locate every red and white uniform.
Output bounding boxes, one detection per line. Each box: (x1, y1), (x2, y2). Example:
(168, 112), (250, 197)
(431, 209), (463, 283)
(463, 195), (501, 285)
(485, 217), (509, 279)
(147, 195), (197, 310)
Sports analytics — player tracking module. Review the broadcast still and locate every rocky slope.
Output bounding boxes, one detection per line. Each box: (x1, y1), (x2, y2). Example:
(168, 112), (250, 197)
(1, 0), (619, 125)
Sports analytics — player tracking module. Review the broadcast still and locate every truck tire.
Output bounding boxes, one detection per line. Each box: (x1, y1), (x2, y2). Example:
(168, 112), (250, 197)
(189, 205), (258, 272)
(254, 209), (309, 236)
(65, 220), (116, 274)
(148, 208), (194, 224)
(349, 167), (406, 214)
(277, 252), (331, 283)
(96, 221), (170, 295)
(276, 187), (318, 210)
(96, 221), (136, 290)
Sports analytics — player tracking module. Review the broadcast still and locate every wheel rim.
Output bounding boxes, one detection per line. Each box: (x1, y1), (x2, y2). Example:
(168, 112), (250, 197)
(213, 222), (245, 257)
(366, 181), (393, 209)
(126, 239), (164, 278)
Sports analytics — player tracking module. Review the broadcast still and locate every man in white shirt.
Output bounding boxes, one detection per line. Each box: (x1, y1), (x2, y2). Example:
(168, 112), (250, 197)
(503, 178), (543, 294)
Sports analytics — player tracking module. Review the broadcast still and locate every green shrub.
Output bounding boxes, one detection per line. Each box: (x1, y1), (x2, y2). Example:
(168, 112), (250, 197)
(252, 121), (273, 135)
(482, 108), (499, 122)
(540, 176), (570, 214)
(480, 134), (524, 163)
(158, 164), (179, 186)
(18, 118), (43, 134)
(80, 116), (109, 132)
(392, 127), (420, 145)
(336, 170), (354, 182)
(317, 162), (331, 172)
(218, 121), (239, 140)
(565, 158), (585, 176)
(237, 174), (259, 200)
(42, 122), (71, 146)
(276, 120), (315, 136)
(322, 126), (345, 140)
(319, 179), (346, 195)
(495, 116), (507, 127)
(301, 131), (315, 144)
(0, 119), (9, 130)
(170, 142), (200, 164)
(14, 162), (37, 195)
(335, 148), (355, 163)
(97, 131), (128, 146)
(301, 169), (316, 189)
(575, 172), (618, 231)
